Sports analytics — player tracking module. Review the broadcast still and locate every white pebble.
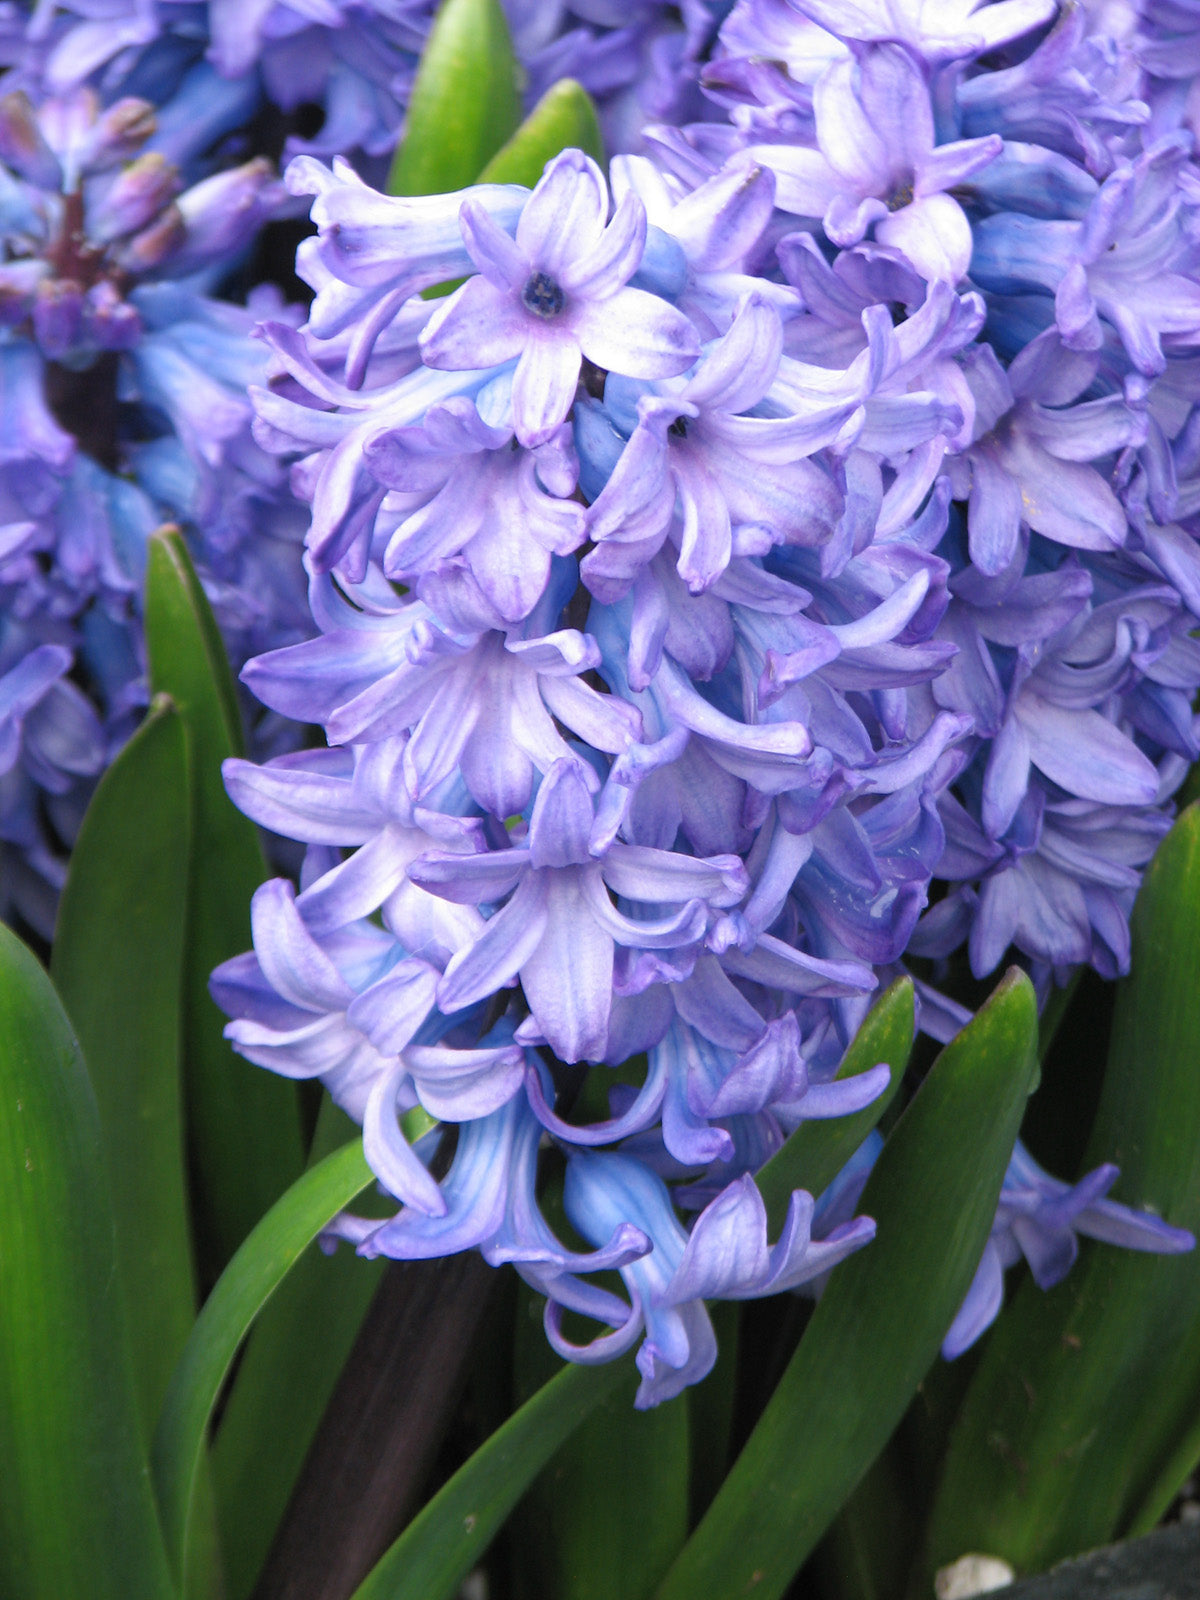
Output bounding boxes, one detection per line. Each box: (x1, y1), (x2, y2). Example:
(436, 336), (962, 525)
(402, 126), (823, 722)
(934, 1553), (1016, 1600)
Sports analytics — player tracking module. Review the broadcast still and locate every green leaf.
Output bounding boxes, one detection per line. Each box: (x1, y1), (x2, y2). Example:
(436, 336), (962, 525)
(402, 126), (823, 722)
(151, 1138), (374, 1588)
(688, 1300), (741, 1521)
(654, 968), (1039, 1600)
(350, 1358), (631, 1600)
(512, 1282), (688, 1600)
(145, 527), (304, 1276)
(0, 922), (175, 1600)
(387, 0), (521, 197)
(756, 977), (914, 1233)
(210, 1098), (386, 1600)
(477, 78), (605, 185)
(51, 694), (195, 1441)
(919, 805), (1200, 1580)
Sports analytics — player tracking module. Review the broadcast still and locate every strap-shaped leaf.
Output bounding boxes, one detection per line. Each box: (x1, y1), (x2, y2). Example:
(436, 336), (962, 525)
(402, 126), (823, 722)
(387, 0), (520, 197)
(757, 977), (914, 1232)
(210, 1099), (385, 1599)
(511, 1283), (689, 1600)
(654, 969), (1039, 1600)
(477, 78), (605, 185)
(52, 695), (195, 1441)
(151, 1139), (373, 1587)
(145, 528), (304, 1275)
(919, 805), (1200, 1579)
(350, 1358), (630, 1600)
(0, 922), (175, 1600)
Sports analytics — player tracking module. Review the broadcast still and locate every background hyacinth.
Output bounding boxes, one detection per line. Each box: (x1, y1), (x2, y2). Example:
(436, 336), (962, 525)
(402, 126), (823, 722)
(0, 0), (714, 937)
(3, 3), (1200, 1599)
(212, 0), (1200, 1405)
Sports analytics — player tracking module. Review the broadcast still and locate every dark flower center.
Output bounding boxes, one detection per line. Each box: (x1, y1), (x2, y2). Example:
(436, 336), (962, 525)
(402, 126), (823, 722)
(521, 271), (565, 318)
(669, 416), (689, 439)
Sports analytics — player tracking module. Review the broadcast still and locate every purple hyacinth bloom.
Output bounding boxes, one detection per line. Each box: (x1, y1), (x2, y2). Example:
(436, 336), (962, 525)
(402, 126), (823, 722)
(748, 44), (1001, 281)
(944, 332), (1144, 576)
(419, 149), (700, 446)
(409, 757), (748, 1063)
(363, 402), (585, 623)
(971, 137), (1200, 376)
(213, 0), (1200, 1397)
(560, 1150), (875, 1406)
(944, 1140), (1195, 1357)
(582, 292), (850, 597)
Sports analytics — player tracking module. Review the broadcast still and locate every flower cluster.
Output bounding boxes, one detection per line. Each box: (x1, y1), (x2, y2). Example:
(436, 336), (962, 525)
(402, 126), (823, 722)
(0, 67), (312, 931)
(204, 0), (1198, 1395)
(0, 0), (714, 934)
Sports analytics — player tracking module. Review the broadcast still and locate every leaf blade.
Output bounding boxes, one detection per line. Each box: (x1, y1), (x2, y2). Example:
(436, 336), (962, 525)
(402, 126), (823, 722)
(654, 969), (1039, 1600)
(51, 694), (196, 1440)
(0, 923), (175, 1600)
(919, 806), (1200, 1578)
(350, 1358), (631, 1600)
(151, 1138), (374, 1587)
(387, 0), (521, 198)
(145, 527), (304, 1276)
(477, 78), (605, 185)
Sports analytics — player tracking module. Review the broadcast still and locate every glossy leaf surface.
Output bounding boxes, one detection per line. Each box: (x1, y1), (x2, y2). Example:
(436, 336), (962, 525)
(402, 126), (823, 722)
(387, 0), (520, 197)
(145, 528), (304, 1275)
(0, 923), (175, 1600)
(152, 1138), (374, 1588)
(920, 806), (1200, 1579)
(477, 78), (605, 185)
(655, 969), (1039, 1600)
(52, 695), (195, 1440)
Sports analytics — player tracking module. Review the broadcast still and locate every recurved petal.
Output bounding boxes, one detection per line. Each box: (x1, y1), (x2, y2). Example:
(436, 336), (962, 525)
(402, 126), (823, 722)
(250, 878), (356, 1013)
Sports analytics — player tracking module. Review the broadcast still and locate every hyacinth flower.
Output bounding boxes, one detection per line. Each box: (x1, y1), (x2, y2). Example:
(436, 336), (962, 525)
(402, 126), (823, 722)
(219, 0), (1200, 1394)
(34, 0), (697, 162)
(942, 1141), (1195, 1358)
(746, 43), (1002, 281)
(560, 1150), (876, 1406)
(419, 149), (699, 446)
(0, 75), (310, 930)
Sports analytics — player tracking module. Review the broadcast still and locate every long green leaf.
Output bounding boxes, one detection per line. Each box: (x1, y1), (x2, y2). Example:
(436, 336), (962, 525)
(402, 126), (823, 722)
(757, 977), (914, 1232)
(51, 694), (195, 1440)
(387, 0), (520, 197)
(477, 78), (605, 185)
(145, 528), (304, 1276)
(919, 805), (1200, 1580)
(512, 1282), (688, 1600)
(351, 1358), (631, 1600)
(0, 922), (175, 1600)
(151, 1138), (374, 1587)
(654, 968), (1039, 1600)
(210, 1098), (386, 1599)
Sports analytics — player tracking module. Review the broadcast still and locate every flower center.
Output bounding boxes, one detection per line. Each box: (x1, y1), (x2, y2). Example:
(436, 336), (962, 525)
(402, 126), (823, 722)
(521, 271), (565, 318)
